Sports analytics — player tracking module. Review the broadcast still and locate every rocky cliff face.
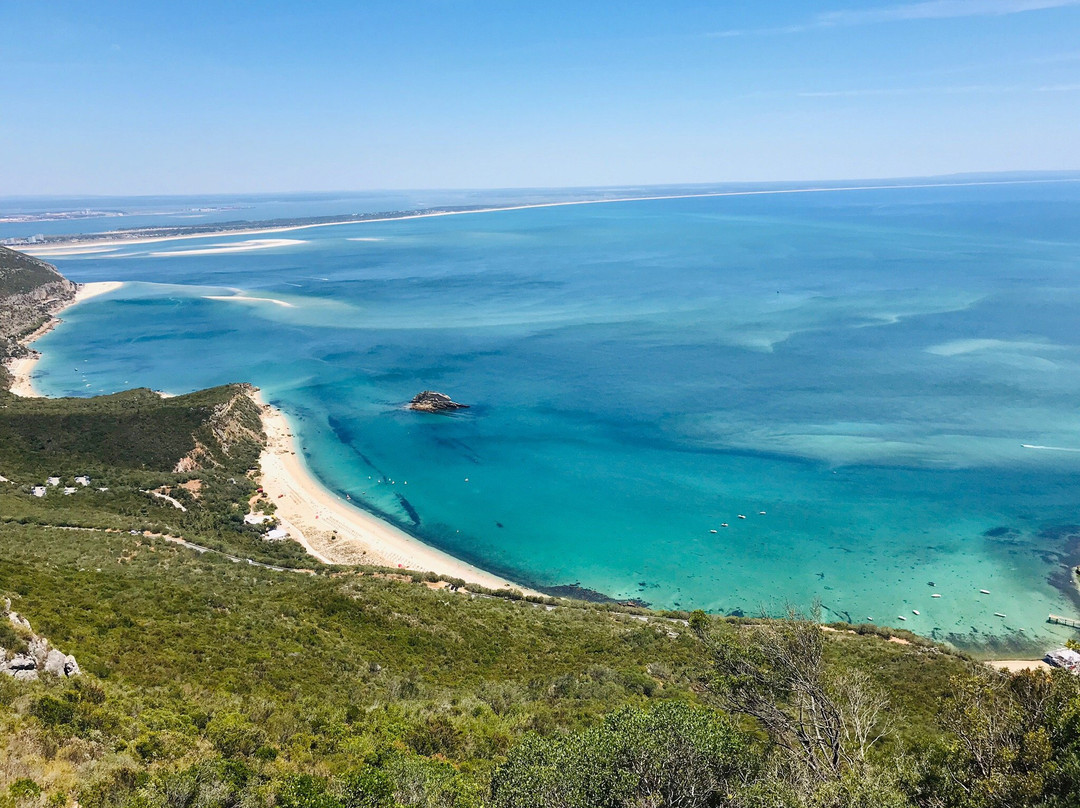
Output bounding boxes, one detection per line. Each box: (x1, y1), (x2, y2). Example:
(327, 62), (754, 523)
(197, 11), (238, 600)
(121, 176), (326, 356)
(1, 598), (81, 682)
(0, 245), (78, 362)
(174, 383), (266, 472)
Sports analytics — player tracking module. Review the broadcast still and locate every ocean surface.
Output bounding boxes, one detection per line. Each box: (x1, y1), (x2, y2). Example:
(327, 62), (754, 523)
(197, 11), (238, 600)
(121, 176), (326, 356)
(23, 180), (1080, 651)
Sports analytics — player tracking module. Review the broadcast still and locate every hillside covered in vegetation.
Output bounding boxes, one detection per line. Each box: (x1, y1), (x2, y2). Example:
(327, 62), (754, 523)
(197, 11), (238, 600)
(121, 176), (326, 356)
(2, 250), (1079, 808)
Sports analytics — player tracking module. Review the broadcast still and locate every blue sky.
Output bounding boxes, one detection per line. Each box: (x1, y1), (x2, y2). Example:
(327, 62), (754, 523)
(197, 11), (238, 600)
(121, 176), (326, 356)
(2, 1), (1078, 194)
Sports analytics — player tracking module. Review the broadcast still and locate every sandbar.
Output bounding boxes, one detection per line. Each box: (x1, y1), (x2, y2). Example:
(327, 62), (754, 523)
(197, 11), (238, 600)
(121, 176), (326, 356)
(148, 238), (305, 257)
(203, 294), (295, 308)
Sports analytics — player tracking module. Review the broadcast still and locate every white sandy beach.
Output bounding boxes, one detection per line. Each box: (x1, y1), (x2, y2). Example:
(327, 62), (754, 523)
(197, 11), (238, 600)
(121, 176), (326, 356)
(6, 281), (123, 397)
(251, 389), (534, 592)
(986, 659), (1052, 672)
(22, 244), (124, 257)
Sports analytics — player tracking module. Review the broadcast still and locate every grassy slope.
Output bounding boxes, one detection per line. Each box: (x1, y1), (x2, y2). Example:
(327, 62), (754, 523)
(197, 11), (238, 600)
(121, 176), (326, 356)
(0, 521), (974, 801)
(0, 384), (317, 568)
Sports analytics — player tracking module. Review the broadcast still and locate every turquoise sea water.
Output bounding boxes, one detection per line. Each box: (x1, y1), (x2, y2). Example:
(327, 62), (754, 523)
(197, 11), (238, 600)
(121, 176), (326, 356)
(28, 181), (1080, 651)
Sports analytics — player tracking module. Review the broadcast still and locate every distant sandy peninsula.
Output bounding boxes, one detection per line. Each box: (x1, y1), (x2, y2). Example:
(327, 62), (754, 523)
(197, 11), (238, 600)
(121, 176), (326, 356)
(17, 176), (1080, 258)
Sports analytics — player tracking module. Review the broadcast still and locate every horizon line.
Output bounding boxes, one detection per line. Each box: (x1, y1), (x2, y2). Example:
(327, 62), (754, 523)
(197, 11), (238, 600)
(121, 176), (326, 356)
(3, 168), (1080, 202)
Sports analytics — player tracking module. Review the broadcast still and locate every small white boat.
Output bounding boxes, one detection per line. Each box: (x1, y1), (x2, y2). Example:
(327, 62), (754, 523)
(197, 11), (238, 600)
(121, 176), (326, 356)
(912, 610), (920, 615)
(721, 523), (729, 527)
(867, 617), (873, 621)
(931, 594), (941, 598)
(737, 514), (747, 519)
(898, 616), (907, 621)
(758, 511), (767, 515)
(994, 612), (1007, 618)
(980, 589), (990, 594)
(710, 529), (718, 534)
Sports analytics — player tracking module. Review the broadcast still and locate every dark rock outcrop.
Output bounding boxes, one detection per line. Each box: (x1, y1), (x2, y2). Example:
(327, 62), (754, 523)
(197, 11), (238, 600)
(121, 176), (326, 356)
(408, 391), (469, 413)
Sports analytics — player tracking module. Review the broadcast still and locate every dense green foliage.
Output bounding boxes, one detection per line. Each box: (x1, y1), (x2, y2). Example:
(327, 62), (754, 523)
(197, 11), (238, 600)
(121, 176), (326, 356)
(0, 384), (317, 568)
(0, 385), (262, 475)
(0, 246), (63, 299)
(6, 519), (1076, 808)
(0, 523), (710, 807)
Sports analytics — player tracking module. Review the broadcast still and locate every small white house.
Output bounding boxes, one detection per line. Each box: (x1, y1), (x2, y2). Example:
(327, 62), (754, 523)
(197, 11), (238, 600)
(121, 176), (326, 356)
(46, 477), (60, 486)
(264, 528), (289, 541)
(75, 475), (91, 486)
(63, 487), (77, 495)
(31, 486), (47, 498)
(244, 513), (269, 525)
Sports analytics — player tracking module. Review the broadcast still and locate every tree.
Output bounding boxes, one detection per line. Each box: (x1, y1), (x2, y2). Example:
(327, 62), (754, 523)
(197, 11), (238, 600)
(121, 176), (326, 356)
(907, 667), (1080, 808)
(690, 608), (890, 787)
(490, 702), (757, 808)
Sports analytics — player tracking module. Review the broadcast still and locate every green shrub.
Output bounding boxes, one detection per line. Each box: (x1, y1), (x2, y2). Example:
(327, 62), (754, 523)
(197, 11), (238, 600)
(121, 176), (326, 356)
(8, 779), (42, 801)
(30, 695), (75, 727)
(276, 774), (340, 808)
(205, 712), (266, 758)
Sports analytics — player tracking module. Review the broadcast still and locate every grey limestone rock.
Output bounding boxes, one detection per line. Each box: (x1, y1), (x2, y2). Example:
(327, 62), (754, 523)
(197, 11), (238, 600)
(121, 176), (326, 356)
(44, 648), (68, 676)
(29, 636), (50, 667)
(7, 654), (36, 671)
(1, 603), (80, 678)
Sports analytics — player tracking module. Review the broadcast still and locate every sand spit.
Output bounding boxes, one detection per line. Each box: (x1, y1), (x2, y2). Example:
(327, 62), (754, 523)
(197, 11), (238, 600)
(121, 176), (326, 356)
(148, 238), (305, 256)
(17, 178), (1080, 255)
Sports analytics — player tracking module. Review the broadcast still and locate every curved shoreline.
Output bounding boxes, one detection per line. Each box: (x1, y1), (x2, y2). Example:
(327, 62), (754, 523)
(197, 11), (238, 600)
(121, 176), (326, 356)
(251, 389), (535, 593)
(5, 280), (534, 592)
(6, 281), (124, 397)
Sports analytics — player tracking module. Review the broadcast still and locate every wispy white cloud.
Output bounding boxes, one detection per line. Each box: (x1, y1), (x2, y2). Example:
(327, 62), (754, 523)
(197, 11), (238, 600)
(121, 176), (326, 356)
(798, 85), (998, 97)
(708, 0), (1080, 37)
(796, 82), (1080, 97)
(820, 0), (1080, 25)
